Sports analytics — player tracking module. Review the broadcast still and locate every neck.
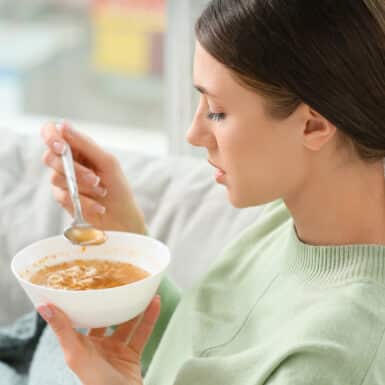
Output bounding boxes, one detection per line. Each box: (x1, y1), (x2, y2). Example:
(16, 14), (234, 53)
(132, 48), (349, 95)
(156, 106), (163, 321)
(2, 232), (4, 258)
(285, 157), (385, 246)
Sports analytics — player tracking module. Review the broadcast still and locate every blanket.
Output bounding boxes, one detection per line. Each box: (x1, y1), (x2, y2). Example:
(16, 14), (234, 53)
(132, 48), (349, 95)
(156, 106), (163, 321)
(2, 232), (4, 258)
(0, 311), (84, 385)
(0, 312), (45, 385)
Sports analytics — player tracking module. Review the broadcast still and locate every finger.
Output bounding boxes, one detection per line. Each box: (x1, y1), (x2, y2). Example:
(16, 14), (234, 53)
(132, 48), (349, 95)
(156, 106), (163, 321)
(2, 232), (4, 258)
(41, 122), (67, 155)
(111, 314), (142, 344)
(37, 304), (83, 366)
(87, 328), (107, 337)
(52, 186), (106, 217)
(42, 149), (100, 187)
(58, 122), (117, 171)
(51, 171), (108, 199)
(128, 295), (161, 355)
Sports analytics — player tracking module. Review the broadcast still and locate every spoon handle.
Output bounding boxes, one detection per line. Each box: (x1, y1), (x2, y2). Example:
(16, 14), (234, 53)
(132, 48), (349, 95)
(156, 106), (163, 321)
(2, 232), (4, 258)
(61, 142), (85, 224)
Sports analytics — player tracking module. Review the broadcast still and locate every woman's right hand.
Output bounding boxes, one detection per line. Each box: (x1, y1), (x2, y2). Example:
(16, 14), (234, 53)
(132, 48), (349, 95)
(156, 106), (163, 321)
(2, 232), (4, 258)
(41, 122), (146, 235)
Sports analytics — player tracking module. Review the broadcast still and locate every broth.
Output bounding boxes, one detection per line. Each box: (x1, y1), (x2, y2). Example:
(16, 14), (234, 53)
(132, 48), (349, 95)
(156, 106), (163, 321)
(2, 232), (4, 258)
(28, 259), (150, 290)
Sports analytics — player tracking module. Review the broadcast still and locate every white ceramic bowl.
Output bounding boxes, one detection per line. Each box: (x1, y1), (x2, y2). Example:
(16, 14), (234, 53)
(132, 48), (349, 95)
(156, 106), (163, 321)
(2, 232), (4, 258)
(11, 231), (170, 328)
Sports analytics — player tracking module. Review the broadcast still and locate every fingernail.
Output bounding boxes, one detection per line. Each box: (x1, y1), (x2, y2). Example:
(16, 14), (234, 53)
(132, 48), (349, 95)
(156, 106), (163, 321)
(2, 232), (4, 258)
(45, 151), (55, 165)
(93, 175), (101, 187)
(94, 185), (108, 198)
(83, 173), (100, 187)
(53, 141), (65, 155)
(95, 204), (106, 215)
(62, 123), (73, 136)
(55, 123), (64, 131)
(38, 305), (53, 320)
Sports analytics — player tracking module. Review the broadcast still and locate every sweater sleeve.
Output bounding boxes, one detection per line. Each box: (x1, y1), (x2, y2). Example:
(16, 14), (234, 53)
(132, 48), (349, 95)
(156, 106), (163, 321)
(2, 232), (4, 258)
(141, 275), (181, 377)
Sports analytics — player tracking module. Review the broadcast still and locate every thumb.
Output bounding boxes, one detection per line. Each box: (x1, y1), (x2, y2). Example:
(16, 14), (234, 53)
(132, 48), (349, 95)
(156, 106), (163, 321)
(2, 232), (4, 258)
(38, 304), (81, 359)
(127, 295), (161, 355)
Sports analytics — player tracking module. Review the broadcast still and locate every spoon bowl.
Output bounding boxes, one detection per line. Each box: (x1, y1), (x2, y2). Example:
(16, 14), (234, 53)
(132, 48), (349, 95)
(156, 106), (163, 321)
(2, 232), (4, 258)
(64, 223), (107, 246)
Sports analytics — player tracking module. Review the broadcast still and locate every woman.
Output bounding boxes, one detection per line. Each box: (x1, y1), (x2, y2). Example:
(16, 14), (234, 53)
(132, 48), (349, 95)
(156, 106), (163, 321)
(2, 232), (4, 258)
(39, 0), (385, 384)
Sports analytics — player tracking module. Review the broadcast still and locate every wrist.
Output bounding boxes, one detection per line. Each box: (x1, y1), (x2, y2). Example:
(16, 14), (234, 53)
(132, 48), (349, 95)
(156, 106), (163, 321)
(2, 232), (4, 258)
(114, 208), (146, 235)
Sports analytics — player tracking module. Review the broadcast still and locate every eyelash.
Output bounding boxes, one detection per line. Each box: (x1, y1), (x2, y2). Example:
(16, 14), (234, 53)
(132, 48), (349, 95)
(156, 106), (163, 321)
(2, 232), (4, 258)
(206, 111), (226, 122)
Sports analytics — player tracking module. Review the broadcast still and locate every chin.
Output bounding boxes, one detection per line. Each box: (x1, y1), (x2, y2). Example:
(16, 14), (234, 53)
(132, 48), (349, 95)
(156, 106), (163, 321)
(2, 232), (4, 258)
(227, 190), (252, 209)
(227, 188), (278, 209)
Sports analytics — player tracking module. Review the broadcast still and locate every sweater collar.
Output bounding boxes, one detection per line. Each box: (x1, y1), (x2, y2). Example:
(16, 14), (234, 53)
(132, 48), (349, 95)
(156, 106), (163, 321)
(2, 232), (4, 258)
(285, 219), (385, 285)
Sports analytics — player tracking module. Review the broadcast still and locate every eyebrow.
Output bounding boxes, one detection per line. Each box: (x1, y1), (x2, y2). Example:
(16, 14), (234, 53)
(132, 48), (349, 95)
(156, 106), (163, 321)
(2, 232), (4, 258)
(194, 85), (216, 97)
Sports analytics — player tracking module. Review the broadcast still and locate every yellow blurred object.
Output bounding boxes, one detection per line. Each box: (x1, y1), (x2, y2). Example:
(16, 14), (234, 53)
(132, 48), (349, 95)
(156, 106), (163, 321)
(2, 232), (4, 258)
(93, 29), (150, 75)
(96, 9), (164, 32)
(91, 4), (165, 76)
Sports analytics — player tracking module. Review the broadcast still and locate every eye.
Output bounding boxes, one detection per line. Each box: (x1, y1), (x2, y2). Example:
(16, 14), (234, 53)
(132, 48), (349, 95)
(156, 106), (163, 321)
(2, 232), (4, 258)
(206, 111), (226, 122)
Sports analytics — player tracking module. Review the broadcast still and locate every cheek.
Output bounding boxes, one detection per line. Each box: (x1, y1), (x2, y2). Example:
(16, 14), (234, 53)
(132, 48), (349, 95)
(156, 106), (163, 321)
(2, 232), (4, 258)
(216, 127), (267, 205)
(218, 122), (265, 176)
(220, 125), (302, 207)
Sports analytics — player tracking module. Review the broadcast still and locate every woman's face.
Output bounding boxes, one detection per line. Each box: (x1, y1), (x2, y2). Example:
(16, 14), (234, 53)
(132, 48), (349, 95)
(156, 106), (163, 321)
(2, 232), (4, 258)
(187, 42), (309, 208)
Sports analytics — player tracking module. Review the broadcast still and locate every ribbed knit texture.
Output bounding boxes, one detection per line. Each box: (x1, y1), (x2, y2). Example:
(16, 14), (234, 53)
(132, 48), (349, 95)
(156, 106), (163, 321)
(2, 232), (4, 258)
(144, 199), (385, 385)
(287, 224), (385, 284)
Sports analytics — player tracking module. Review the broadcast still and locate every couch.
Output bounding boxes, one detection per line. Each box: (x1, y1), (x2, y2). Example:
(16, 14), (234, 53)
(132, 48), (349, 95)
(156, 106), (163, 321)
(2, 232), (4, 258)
(0, 129), (265, 326)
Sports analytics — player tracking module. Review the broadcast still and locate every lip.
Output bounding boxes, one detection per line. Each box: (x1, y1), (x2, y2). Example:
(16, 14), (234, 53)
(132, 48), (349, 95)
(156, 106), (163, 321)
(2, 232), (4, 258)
(208, 159), (226, 174)
(208, 159), (227, 184)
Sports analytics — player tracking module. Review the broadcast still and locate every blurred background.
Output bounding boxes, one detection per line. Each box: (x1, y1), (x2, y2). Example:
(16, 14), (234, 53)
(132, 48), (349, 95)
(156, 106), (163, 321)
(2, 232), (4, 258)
(0, 0), (208, 155)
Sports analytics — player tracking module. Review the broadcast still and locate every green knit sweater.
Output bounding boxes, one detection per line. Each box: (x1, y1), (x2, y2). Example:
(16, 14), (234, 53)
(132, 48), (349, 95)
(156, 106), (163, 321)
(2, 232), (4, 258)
(144, 199), (385, 385)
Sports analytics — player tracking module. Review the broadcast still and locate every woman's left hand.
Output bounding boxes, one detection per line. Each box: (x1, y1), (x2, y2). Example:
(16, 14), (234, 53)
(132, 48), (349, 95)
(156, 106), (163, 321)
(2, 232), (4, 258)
(38, 296), (161, 385)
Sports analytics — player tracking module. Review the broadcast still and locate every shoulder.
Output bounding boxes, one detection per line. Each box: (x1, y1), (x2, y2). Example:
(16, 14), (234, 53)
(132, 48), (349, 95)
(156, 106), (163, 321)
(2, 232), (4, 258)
(201, 199), (291, 276)
(223, 199), (291, 255)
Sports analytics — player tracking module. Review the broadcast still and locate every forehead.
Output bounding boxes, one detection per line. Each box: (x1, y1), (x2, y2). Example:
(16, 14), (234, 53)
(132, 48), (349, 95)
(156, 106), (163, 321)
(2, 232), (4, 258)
(193, 41), (268, 110)
(193, 41), (236, 93)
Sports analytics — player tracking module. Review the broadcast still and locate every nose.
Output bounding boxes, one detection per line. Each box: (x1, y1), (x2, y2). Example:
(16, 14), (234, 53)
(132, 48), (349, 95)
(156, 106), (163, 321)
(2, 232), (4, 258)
(186, 101), (217, 150)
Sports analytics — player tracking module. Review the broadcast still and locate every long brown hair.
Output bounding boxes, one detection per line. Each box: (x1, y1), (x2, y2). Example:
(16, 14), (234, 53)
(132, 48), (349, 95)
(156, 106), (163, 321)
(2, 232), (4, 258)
(196, 0), (385, 162)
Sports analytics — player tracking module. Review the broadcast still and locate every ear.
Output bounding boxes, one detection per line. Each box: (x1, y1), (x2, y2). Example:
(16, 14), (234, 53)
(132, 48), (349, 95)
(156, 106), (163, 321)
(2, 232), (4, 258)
(302, 108), (337, 152)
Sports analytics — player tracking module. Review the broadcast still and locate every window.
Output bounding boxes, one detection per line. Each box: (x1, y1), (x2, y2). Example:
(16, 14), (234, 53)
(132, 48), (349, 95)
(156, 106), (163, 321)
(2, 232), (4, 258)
(0, 0), (208, 155)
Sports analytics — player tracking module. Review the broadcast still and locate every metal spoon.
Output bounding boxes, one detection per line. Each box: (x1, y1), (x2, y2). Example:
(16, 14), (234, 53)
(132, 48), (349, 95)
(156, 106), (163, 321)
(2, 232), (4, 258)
(61, 142), (107, 246)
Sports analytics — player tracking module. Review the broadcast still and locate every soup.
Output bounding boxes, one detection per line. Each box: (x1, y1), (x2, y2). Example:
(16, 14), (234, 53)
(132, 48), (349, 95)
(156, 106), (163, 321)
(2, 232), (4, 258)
(27, 259), (150, 290)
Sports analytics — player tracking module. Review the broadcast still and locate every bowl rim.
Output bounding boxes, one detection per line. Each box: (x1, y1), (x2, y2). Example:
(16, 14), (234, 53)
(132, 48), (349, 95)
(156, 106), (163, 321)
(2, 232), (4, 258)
(11, 231), (170, 295)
